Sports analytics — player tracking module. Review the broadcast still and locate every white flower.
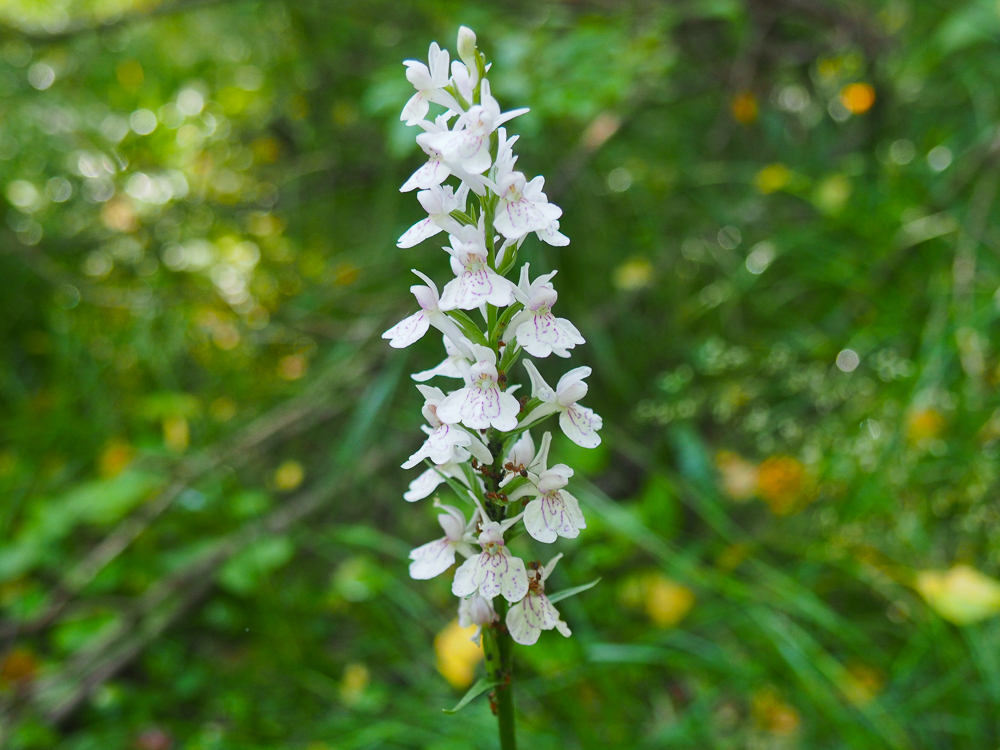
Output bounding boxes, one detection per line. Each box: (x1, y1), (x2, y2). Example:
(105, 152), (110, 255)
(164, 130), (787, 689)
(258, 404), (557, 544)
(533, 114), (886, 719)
(409, 501), (477, 580)
(423, 80), (528, 175)
(506, 554), (572, 645)
(397, 183), (468, 249)
(439, 222), (517, 311)
(520, 360), (603, 448)
(401, 138), (452, 193)
(506, 432), (585, 543)
(401, 42), (459, 126)
(505, 264), (584, 358)
(452, 517), (528, 602)
(493, 171), (562, 241)
(401, 385), (492, 469)
(382, 270), (473, 357)
(458, 592), (496, 645)
(412, 114), (492, 195)
(437, 344), (520, 431)
(411, 335), (470, 382)
(513, 465), (584, 544)
(499, 429), (549, 487)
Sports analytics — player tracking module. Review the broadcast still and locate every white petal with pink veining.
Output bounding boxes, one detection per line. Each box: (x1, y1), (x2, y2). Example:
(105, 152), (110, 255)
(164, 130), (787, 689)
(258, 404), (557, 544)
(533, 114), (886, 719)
(382, 310), (429, 348)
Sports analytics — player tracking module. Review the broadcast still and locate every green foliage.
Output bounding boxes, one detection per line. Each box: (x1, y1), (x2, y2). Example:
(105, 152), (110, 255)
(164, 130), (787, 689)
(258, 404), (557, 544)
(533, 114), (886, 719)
(1, 0), (1000, 748)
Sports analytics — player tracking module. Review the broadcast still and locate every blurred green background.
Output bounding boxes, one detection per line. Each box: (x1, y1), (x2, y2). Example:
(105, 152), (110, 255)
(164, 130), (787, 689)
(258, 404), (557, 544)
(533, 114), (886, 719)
(2, 0), (1000, 747)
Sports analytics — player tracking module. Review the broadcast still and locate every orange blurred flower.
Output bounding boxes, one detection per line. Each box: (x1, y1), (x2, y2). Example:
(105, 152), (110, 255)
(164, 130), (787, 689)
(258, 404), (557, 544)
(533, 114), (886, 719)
(731, 92), (758, 124)
(840, 83), (875, 114)
(907, 408), (945, 443)
(0, 648), (38, 687)
(752, 688), (800, 735)
(757, 455), (810, 515)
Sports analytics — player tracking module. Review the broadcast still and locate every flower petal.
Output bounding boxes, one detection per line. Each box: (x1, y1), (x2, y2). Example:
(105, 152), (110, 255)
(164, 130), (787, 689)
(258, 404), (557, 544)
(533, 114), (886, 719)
(408, 537), (456, 580)
(404, 467), (445, 502)
(559, 404), (602, 448)
(451, 555), (479, 597)
(506, 599), (541, 645)
(397, 217), (443, 249)
(382, 310), (429, 349)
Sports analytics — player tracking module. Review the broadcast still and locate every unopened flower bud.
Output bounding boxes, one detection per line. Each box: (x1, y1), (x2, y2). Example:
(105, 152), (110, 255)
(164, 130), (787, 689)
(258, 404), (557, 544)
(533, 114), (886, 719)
(457, 26), (478, 73)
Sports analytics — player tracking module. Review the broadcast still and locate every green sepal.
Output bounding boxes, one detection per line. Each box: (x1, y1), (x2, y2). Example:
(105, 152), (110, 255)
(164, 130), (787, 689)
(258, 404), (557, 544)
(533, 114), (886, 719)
(443, 310), (490, 347)
(499, 474), (529, 499)
(499, 342), (522, 374)
(491, 302), (524, 347)
(487, 303), (498, 341)
(429, 463), (478, 508)
(459, 461), (485, 504)
(498, 247), (520, 277)
(547, 577), (601, 604)
(442, 677), (499, 714)
(444, 83), (470, 111)
(450, 209), (478, 227)
(516, 397), (545, 424)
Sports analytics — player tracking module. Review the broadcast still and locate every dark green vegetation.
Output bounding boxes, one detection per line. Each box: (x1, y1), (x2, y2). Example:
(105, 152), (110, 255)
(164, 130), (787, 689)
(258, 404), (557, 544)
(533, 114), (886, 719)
(2, 1), (1000, 747)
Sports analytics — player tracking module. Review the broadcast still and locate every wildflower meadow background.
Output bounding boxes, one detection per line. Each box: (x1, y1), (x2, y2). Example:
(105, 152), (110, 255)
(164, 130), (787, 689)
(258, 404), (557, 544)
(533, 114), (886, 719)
(2, 1), (1000, 748)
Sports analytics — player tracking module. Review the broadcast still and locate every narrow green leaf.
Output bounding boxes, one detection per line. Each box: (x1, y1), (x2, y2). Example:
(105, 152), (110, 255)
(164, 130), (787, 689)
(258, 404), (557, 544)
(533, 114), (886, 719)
(548, 577), (601, 604)
(442, 677), (499, 714)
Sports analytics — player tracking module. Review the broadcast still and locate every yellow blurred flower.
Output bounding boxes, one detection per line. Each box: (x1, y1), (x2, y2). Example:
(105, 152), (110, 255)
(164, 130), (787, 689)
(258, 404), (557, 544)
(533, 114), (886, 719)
(100, 197), (138, 233)
(907, 408), (945, 443)
(252, 136), (281, 164)
(116, 59), (144, 89)
(840, 82), (875, 114)
(333, 263), (361, 287)
(731, 92), (758, 124)
(621, 572), (695, 627)
(163, 415), (189, 453)
(209, 396), (237, 422)
(99, 438), (135, 478)
(0, 647), (38, 686)
(752, 688), (800, 735)
(842, 662), (883, 706)
(915, 565), (1000, 625)
(278, 354), (307, 381)
(274, 460), (305, 492)
(613, 258), (653, 291)
(757, 455), (810, 516)
(716, 543), (751, 572)
(813, 174), (851, 214)
(754, 164), (791, 194)
(434, 619), (483, 689)
(647, 576), (695, 626)
(716, 451), (758, 502)
(339, 662), (369, 706)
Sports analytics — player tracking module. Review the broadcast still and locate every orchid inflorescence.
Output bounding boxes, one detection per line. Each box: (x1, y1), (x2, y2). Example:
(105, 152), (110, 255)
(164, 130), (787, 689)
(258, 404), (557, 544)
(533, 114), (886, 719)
(384, 25), (601, 674)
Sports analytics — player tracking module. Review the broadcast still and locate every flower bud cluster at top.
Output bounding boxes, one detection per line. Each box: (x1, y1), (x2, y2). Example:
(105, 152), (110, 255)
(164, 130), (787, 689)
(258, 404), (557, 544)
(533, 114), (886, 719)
(382, 26), (602, 647)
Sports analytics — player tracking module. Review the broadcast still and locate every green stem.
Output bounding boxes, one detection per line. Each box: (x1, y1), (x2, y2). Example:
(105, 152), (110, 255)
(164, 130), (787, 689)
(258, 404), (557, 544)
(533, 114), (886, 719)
(486, 598), (517, 750)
